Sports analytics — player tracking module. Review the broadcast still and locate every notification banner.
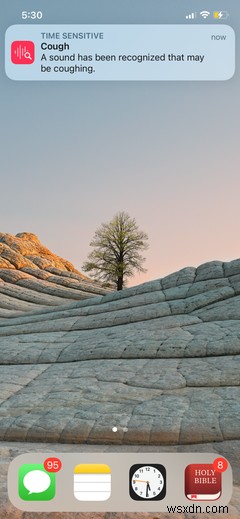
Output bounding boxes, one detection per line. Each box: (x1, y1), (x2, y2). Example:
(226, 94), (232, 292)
(5, 24), (235, 81)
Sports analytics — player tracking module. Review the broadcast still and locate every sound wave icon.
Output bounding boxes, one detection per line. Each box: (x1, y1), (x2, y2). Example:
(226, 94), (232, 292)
(14, 44), (32, 60)
(200, 11), (210, 19)
(11, 41), (35, 65)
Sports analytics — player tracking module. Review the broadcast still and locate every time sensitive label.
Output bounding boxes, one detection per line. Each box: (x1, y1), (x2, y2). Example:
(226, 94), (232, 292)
(5, 24), (235, 81)
(8, 452), (232, 512)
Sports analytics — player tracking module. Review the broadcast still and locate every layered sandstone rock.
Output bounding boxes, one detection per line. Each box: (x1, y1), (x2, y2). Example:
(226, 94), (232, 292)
(0, 251), (240, 517)
(0, 233), (110, 317)
(0, 259), (240, 445)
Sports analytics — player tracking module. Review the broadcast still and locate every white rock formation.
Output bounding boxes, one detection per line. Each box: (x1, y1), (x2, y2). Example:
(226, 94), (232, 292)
(0, 242), (239, 517)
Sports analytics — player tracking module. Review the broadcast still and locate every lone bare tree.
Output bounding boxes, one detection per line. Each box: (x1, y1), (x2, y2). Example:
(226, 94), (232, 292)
(82, 212), (149, 290)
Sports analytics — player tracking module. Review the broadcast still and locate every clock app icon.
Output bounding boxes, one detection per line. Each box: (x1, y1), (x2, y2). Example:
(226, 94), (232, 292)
(129, 464), (166, 501)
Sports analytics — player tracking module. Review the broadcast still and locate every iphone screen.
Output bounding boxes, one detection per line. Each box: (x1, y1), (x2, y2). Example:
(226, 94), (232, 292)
(0, 0), (239, 517)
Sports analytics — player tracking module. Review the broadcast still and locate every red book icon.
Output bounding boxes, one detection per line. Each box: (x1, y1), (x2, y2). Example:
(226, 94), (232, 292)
(185, 464), (221, 501)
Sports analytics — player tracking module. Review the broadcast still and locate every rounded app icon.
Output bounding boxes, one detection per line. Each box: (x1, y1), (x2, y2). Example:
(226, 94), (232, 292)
(11, 41), (35, 64)
(185, 463), (222, 501)
(18, 464), (56, 501)
(74, 464), (111, 501)
(129, 464), (166, 501)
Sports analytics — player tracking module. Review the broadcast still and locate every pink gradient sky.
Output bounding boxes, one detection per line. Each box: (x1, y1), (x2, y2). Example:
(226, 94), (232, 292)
(1, 2), (239, 287)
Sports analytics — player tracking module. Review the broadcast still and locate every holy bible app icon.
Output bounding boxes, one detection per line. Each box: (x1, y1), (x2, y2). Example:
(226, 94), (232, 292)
(185, 463), (222, 501)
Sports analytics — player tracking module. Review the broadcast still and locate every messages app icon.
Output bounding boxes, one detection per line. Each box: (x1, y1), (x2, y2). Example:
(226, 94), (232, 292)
(18, 464), (56, 501)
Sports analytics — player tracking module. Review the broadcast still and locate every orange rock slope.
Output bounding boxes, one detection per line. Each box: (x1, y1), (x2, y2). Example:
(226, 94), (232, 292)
(0, 232), (110, 317)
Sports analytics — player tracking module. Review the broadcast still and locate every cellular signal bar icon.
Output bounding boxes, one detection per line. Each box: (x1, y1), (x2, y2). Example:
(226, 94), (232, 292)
(186, 13), (197, 20)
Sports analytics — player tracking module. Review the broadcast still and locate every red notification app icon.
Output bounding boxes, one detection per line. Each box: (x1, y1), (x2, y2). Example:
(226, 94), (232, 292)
(11, 41), (35, 64)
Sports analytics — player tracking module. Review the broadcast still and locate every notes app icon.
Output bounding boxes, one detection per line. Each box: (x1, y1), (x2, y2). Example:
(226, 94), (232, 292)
(74, 464), (111, 501)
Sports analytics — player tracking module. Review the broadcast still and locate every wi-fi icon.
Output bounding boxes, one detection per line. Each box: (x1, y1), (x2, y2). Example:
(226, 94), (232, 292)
(200, 11), (210, 19)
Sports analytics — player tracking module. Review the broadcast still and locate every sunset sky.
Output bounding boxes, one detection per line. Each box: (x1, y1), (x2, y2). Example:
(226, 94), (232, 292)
(1, 0), (239, 286)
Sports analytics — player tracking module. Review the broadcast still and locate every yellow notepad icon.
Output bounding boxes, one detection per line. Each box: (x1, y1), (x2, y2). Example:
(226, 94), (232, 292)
(74, 464), (111, 501)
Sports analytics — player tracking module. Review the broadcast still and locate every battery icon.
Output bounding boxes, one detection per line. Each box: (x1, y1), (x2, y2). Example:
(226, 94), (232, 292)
(213, 11), (229, 20)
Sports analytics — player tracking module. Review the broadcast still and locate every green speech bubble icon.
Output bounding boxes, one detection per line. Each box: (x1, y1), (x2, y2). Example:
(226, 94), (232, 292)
(18, 464), (56, 501)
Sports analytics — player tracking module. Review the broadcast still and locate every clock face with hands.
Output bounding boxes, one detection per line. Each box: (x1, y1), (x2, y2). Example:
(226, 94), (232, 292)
(129, 464), (166, 501)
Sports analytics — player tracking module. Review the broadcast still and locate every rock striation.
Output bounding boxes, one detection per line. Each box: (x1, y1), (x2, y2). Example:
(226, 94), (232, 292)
(0, 249), (240, 517)
(0, 257), (240, 445)
(0, 232), (110, 317)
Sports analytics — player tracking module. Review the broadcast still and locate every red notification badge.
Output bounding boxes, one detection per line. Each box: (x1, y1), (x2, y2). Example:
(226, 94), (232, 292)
(44, 457), (62, 473)
(213, 457), (228, 473)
